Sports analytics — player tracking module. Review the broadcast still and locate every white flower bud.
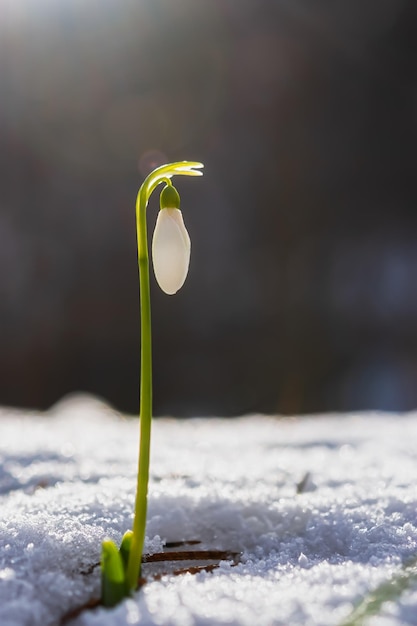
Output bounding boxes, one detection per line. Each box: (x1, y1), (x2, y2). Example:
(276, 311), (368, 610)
(151, 208), (191, 295)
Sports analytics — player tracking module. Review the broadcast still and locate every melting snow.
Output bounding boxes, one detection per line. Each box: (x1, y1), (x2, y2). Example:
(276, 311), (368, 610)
(0, 394), (417, 625)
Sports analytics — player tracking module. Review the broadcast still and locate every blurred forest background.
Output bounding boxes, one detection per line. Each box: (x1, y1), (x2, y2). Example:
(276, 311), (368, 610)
(0, 0), (417, 416)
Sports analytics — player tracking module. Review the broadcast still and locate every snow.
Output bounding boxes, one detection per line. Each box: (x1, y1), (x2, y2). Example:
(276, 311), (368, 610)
(1, 394), (417, 625)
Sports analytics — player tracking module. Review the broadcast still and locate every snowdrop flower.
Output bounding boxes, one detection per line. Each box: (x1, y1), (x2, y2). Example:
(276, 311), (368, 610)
(101, 162), (203, 604)
(152, 184), (191, 295)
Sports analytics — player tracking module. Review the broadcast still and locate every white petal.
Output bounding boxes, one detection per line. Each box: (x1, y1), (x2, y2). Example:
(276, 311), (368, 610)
(151, 208), (191, 295)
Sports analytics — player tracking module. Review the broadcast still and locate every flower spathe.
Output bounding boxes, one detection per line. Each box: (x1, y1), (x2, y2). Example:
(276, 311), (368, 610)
(152, 207), (191, 295)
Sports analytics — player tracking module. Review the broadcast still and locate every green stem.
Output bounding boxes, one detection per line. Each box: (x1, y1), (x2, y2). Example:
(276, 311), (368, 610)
(126, 161), (203, 592)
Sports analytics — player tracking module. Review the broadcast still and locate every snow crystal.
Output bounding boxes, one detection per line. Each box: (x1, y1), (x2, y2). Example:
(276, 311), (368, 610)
(0, 394), (417, 625)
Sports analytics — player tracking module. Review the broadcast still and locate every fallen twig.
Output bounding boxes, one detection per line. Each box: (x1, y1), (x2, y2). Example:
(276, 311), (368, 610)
(62, 542), (241, 624)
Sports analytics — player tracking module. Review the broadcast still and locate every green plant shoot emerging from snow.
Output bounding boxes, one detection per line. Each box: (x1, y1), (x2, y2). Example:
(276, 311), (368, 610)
(101, 161), (204, 607)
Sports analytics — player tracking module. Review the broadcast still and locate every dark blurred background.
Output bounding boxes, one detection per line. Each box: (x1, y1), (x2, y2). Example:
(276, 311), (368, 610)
(1, 0), (417, 416)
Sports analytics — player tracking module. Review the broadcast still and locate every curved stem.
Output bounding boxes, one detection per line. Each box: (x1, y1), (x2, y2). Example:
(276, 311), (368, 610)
(126, 161), (203, 592)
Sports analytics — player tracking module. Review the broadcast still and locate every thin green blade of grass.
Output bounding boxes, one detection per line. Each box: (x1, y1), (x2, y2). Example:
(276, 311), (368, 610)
(340, 558), (417, 626)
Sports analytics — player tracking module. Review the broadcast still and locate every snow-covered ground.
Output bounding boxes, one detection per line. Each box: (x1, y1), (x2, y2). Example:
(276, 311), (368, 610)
(1, 394), (417, 626)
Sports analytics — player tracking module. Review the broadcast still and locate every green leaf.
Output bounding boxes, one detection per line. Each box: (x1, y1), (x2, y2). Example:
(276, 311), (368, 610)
(119, 530), (134, 572)
(101, 539), (128, 608)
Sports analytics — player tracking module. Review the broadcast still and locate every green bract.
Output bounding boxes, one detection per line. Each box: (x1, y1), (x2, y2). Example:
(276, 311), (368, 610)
(101, 161), (204, 606)
(160, 183), (180, 209)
